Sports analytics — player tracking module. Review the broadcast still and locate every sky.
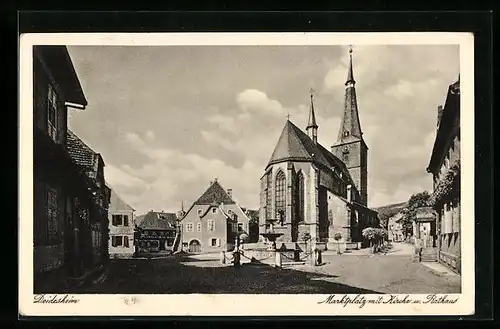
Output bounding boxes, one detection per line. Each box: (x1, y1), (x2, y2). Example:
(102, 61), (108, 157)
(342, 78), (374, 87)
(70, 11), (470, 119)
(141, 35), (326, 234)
(66, 44), (460, 215)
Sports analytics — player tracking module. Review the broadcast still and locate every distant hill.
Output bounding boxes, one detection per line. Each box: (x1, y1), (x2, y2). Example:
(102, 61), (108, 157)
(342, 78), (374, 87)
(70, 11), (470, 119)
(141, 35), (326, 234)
(373, 202), (408, 228)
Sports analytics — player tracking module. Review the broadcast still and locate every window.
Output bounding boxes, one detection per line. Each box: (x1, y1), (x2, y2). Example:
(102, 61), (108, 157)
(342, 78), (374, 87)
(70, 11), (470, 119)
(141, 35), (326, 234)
(212, 207), (217, 214)
(197, 223), (202, 232)
(112, 236), (123, 247)
(227, 210), (232, 215)
(46, 185), (59, 242)
(275, 171), (286, 221)
(265, 171), (273, 220)
(232, 223), (238, 233)
(208, 220), (215, 231)
(47, 84), (58, 141)
(211, 238), (218, 247)
(112, 214), (128, 226)
(238, 223), (244, 232)
(343, 147), (350, 162)
(186, 223), (193, 232)
(124, 236), (129, 248)
(295, 172), (305, 222)
(197, 209), (202, 216)
(344, 130), (349, 137)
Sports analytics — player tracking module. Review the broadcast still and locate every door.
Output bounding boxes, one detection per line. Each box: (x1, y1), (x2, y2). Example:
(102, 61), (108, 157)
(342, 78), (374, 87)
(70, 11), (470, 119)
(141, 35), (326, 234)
(188, 239), (201, 253)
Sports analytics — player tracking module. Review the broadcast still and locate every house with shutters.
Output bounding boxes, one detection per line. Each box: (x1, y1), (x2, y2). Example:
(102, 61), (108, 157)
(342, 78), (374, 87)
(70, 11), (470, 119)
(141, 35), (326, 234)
(108, 189), (135, 258)
(179, 179), (251, 253)
(33, 45), (111, 293)
(426, 77), (461, 274)
(134, 211), (179, 254)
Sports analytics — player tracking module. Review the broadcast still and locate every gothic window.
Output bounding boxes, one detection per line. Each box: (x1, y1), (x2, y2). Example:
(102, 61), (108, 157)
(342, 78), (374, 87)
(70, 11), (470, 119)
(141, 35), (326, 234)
(275, 171), (286, 221)
(266, 171), (273, 220)
(295, 172), (305, 222)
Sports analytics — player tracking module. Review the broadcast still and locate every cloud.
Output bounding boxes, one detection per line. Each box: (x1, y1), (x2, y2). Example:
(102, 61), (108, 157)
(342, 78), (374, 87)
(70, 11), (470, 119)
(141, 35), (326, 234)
(145, 130), (155, 141)
(236, 89), (285, 116)
(105, 164), (147, 189)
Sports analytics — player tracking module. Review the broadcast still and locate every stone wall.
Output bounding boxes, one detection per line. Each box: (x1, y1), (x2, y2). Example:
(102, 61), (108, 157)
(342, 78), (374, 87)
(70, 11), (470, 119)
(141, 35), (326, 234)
(34, 244), (65, 273)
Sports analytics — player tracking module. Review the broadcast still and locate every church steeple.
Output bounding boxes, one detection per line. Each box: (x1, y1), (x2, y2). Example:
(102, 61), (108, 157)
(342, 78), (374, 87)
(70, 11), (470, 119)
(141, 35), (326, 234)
(331, 46), (368, 206)
(306, 88), (318, 143)
(336, 46), (363, 143)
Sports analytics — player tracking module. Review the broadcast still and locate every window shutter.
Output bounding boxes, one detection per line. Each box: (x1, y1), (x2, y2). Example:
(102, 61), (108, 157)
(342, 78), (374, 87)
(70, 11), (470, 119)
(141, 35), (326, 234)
(124, 215), (129, 227)
(124, 236), (129, 247)
(112, 236), (117, 247)
(217, 238), (221, 247)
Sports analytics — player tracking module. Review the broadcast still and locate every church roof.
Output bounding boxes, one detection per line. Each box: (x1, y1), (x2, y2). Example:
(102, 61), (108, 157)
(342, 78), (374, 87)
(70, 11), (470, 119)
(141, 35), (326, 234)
(267, 120), (352, 182)
(193, 180), (235, 205)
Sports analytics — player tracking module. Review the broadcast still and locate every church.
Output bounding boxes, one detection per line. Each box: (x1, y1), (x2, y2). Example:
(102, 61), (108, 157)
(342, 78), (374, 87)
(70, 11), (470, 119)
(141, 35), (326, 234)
(258, 49), (379, 251)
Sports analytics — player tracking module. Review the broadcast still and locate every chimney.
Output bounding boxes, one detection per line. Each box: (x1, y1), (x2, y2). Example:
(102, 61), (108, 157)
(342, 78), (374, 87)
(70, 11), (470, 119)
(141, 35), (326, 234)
(347, 184), (352, 203)
(437, 105), (444, 127)
(227, 189), (233, 198)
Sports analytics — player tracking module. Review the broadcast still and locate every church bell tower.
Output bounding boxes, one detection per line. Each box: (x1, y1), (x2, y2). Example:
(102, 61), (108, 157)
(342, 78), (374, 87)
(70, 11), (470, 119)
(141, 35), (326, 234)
(331, 46), (368, 206)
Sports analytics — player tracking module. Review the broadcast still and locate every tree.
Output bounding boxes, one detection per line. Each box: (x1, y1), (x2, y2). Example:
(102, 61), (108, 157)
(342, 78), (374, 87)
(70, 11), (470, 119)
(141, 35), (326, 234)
(333, 232), (342, 254)
(362, 227), (388, 253)
(400, 191), (431, 238)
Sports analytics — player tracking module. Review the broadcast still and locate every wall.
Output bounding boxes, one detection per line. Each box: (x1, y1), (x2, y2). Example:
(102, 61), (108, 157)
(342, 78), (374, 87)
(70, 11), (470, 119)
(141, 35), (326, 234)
(34, 49), (68, 146)
(327, 192), (350, 243)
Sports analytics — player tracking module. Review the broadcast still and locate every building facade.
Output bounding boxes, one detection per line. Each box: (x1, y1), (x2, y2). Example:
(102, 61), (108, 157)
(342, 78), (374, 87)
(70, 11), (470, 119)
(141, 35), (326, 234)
(427, 78), (461, 274)
(388, 212), (404, 242)
(179, 180), (251, 253)
(258, 49), (378, 252)
(33, 45), (110, 292)
(108, 189), (135, 258)
(134, 211), (179, 254)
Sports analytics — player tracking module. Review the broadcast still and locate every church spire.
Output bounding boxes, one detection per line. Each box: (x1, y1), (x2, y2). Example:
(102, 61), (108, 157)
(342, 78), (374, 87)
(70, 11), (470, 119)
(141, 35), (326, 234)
(345, 45), (355, 86)
(306, 88), (318, 143)
(336, 46), (363, 143)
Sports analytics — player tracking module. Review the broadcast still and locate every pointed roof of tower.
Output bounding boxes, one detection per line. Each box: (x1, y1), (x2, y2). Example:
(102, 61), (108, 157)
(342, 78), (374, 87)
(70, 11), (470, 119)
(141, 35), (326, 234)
(193, 180), (236, 205)
(307, 93), (318, 129)
(335, 47), (364, 145)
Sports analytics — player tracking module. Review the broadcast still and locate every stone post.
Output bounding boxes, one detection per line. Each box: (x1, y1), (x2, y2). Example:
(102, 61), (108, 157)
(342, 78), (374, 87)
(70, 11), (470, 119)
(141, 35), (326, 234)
(275, 251), (282, 268)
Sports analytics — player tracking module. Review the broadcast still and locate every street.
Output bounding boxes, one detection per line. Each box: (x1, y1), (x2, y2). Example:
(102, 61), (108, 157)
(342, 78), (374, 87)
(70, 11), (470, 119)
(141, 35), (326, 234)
(78, 243), (460, 294)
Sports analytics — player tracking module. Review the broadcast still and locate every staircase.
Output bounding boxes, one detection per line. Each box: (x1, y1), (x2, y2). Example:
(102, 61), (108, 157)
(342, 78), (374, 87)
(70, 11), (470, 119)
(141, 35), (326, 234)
(420, 247), (438, 262)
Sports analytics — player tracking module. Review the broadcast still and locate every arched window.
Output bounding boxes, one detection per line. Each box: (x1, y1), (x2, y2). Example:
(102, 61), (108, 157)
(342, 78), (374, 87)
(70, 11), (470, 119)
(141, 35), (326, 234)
(265, 170), (273, 220)
(295, 172), (305, 222)
(275, 171), (286, 222)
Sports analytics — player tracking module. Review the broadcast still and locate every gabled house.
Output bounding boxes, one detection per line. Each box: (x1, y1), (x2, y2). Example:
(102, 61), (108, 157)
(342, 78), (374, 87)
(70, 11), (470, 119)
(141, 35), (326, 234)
(426, 77), (461, 274)
(33, 45), (110, 293)
(108, 189), (135, 258)
(179, 179), (251, 253)
(134, 211), (178, 254)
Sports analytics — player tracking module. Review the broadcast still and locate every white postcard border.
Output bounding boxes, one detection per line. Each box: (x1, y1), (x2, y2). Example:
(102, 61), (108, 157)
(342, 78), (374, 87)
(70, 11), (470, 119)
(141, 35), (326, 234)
(19, 32), (475, 316)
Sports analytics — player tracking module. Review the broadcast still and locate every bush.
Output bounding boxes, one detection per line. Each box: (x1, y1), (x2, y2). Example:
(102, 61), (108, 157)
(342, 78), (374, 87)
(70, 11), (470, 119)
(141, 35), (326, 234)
(362, 227), (389, 253)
